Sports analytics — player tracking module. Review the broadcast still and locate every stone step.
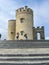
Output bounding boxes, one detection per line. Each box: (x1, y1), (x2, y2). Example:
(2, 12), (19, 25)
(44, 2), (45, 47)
(0, 40), (49, 48)
(0, 60), (49, 64)
(0, 63), (49, 65)
(0, 54), (48, 64)
(0, 54), (49, 56)
(0, 56), (49, 58)
(0, 58), (49, 61)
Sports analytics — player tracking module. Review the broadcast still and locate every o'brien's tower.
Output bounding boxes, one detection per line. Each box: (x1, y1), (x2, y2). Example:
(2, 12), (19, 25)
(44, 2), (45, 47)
(8, 6), (45, 40)
(8, 6), (33, 40)
(16, 6), (33, 40)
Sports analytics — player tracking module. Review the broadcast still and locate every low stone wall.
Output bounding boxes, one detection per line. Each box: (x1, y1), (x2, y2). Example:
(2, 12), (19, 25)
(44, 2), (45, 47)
(0, 40), (49, 48)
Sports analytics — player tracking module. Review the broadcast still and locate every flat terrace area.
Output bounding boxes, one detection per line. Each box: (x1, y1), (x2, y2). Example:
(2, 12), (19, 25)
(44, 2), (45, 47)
(0, 40), (49, 48)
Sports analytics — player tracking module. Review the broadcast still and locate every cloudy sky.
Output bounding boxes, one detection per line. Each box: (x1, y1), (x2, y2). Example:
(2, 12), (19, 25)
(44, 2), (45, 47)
(0, 0), (49, 40)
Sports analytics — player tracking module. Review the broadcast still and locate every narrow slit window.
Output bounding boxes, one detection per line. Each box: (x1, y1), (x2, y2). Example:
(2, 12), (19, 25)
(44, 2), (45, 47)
(20, 18), (25, 23)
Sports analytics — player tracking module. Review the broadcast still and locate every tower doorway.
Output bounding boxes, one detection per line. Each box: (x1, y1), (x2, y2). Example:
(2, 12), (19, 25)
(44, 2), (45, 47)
(37, 33), (40, 40)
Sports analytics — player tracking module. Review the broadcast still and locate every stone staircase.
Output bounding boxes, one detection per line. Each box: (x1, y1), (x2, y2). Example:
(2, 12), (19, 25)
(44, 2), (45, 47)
(0, 40), (49, 65)
(0, 54), (49, 65)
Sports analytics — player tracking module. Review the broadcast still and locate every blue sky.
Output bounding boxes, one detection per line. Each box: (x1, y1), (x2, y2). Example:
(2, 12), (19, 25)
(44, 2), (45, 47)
(0, 0), (49, 40)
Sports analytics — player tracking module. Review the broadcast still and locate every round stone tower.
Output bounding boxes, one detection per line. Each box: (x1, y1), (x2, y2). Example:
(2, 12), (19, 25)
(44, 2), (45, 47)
(15, 6), (33, 40)
(8, 20), (16, 40)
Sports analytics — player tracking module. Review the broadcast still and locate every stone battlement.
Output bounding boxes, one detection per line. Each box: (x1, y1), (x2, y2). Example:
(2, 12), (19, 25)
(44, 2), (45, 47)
(16, 6), (33, 15)
(33, 26), (44, 30)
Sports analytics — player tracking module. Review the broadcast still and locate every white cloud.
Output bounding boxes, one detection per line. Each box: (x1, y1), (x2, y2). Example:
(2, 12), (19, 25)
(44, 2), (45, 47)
(46, 37), (49, 40)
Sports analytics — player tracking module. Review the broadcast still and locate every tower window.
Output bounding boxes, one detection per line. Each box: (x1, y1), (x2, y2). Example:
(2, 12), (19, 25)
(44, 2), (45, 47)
(20, 18), (24, 23)
(11, 32), (13, 34)
(20, 31), (24, 35)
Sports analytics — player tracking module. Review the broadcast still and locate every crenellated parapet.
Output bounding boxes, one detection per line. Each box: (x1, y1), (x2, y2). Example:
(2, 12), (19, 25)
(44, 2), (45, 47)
(33, 26), (44, 31)
(16, 6), (33, 15)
